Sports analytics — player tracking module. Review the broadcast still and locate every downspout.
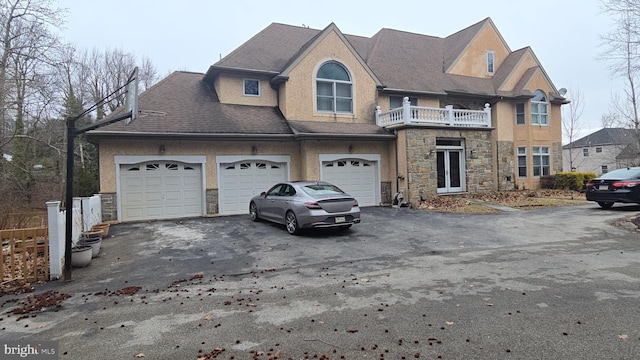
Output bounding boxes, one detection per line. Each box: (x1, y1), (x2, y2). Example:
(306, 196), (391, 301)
(395, 129), (400, 195)
(496, 140), (500, 192)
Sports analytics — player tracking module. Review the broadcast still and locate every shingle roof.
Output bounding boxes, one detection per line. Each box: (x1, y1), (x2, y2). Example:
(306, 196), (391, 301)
(209, 18), (558, 99)
(89, 71), (293, 138)
(288, 120), (395, 139)
(563, 128), (636, 148)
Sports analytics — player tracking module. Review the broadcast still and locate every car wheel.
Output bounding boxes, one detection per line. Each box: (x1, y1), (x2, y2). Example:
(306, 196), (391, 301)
(285, 211), (299, 235)
(597, 201), (614, 209)
(249, 202), (259, 221)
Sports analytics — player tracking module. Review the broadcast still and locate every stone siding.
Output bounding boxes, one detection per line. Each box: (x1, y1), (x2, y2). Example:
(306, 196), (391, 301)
(206, 189), (218, 215)
(552, 142), (563, 174)
(404, 128), (493, 205)
(496, 141), (516, 191)
(100, 193), (117, 222)
(380, 181), (392, 205)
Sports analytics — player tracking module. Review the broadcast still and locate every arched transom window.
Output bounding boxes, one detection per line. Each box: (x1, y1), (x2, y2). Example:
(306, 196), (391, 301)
(316, 61), (353, 113)
(531, 89), (548, 126)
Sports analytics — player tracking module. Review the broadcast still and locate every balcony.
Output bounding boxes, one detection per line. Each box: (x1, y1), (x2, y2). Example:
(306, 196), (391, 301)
(375, 98), (491, 129)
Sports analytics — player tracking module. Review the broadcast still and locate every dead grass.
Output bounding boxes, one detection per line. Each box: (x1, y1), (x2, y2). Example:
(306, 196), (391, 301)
(418, 190), (588, 213)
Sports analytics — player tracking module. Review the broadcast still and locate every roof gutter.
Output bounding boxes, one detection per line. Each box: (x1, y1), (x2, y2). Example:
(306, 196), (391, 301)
(204, 65), (280, 82)
(86, 131), (296, 141)
(380, 88), (447, 96)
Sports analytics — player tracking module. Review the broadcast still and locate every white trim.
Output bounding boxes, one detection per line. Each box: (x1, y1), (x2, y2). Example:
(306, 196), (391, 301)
(216, 155), (291, 215)
(243, 79), (260, 97)
(314, 59), (355, 115)
(216, 155), (290, 165)
(319, 153), (381, 205)
(114, 155), (207, 222)
(216, 155), (291, 198)
(486, 50), (495, 74)
(436, 140), (466, 193)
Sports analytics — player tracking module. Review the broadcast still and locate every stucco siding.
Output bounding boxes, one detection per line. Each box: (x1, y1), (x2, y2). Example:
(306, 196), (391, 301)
(448, 24), (510, 78)
(98, 139), (300, 193)
(279, 31), (378, 123)
(214, 74), (278, 106)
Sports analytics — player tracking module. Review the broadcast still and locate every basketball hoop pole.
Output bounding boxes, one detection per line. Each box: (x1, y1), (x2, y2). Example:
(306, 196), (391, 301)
(63, 67), (138, 281)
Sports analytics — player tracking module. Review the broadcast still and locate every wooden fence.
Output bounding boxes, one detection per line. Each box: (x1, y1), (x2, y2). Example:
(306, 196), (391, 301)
(1, 227), (49, 284)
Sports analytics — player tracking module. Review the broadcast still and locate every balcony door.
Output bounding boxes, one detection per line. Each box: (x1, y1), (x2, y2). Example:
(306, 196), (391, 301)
(436, 139), (465, 193)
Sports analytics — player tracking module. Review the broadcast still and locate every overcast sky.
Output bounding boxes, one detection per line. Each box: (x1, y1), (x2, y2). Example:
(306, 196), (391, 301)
(58, 0), (617, 139)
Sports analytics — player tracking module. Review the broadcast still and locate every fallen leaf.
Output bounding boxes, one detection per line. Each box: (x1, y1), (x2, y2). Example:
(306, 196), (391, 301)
(485, 303), (494, 306)
(445, 321), (454, 325)
(134, 353), (145, 358)
(204, 315), (212, 321)
(619, 334), (629, 340)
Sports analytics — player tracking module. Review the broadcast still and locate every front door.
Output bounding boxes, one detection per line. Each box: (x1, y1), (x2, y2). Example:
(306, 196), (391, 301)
(436, 139), (465, 193)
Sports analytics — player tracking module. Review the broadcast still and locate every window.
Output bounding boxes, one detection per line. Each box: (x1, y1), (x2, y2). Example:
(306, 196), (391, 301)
(531, 90), (548, 125)
(601, 165), (608, 174)
(517, 147), (527, 177)
(243, 79), (260, 96)
(532, 146), (550, 177)
(487, 51), (495, 74)
(389, 96), (418, 109)
(583, 148), (589, 157)
(515, 103), (525, 125)
(596, 147), (602, 153)
(316, 61), (352, 113)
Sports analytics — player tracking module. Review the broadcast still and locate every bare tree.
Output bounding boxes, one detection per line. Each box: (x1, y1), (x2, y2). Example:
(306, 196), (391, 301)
(0, 0), (65, 206)
(139, 56), (159, 91)
(600, 112), (620, 128)
(0, 0), (64, 143)
(562, 87), (585, 171)
(600, 0), (640, 163)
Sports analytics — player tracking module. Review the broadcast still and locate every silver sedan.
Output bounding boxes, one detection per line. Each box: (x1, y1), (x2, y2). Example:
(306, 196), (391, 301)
(249, 181), (361, 234)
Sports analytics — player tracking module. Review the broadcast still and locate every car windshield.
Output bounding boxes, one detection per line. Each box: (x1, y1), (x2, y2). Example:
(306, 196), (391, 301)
(599, 167), (640, 180)
(302, 183), (344, 196)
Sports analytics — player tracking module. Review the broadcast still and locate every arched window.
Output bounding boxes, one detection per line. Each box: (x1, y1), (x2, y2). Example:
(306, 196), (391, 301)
(316, 61), (353, 113)
(531, 89), (548, 125)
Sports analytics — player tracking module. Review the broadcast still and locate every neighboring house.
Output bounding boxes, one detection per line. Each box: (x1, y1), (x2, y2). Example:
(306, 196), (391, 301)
(88, 18), (566, 222)
(562, 128), (638, 175)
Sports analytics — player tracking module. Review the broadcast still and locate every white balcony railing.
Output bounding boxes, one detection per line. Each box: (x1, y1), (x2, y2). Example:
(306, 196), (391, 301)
(376, 97), (491, 128)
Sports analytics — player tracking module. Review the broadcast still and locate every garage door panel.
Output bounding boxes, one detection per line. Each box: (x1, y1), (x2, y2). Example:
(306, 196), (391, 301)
(120, 161), (203, 221)
(322, 159), (377, 206)
(164, 176), (181, 187)
(219, 161), (287, 215)
(164, 190), (182, 201)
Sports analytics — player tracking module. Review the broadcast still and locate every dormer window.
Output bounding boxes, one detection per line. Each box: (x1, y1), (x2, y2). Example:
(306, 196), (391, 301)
(486, 51), (495, 74)
(243, 79), (260, 96)
(316, 61), (353, 113)
(531, 89), (548, 126)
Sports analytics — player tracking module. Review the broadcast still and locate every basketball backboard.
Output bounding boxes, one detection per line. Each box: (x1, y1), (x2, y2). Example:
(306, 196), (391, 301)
(125, 66), (139, 124)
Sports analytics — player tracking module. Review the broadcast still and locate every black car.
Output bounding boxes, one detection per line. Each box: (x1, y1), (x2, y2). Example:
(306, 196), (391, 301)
(586, 166), (640, 209)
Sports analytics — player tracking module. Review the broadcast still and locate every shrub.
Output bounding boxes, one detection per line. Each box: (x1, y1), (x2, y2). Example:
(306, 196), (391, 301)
(553, 172), (597, 191)
(540, 175), (556, 189)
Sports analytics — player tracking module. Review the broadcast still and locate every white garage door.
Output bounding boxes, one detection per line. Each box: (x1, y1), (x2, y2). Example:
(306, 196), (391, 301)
(322, 159), (377, 206)
(219, 161), (287, 215)
(120, 161), (203, 221)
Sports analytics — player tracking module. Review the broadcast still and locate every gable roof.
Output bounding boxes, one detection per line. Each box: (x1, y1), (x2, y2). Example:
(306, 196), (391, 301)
(444, 17), (510, 73)
(563, 128), (637, 148)
(207, 19), (563, 101)
(89, 71), (293, 139)
(89, 71), (393, 140)
(274, 23), (383, 86)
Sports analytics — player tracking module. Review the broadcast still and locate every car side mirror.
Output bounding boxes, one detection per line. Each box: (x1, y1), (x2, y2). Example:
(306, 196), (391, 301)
(261, 191), (267, 196)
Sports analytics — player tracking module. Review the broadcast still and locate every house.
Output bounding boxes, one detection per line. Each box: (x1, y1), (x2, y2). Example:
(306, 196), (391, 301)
(562, 128), (639, 175)
(88, 18), (566, 222)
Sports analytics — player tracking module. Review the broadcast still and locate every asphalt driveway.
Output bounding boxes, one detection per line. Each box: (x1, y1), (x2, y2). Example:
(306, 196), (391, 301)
(1, 204), (639, 359)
